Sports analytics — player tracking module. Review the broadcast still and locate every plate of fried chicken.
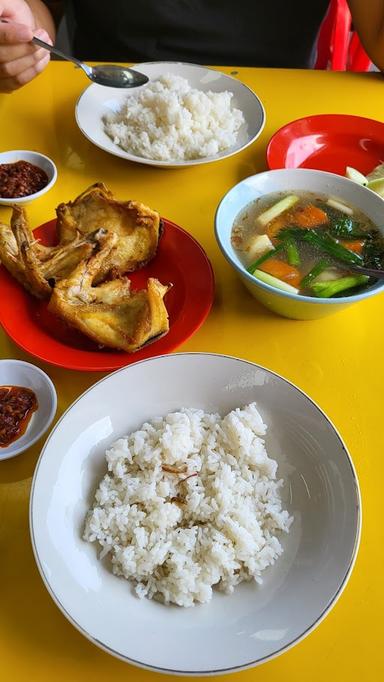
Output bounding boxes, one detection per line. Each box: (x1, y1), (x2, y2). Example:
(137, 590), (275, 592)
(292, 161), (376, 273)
(0, 183), (214, 371)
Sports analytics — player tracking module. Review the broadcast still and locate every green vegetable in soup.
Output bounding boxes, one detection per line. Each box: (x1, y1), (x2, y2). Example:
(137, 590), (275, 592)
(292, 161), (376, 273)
(309, 274), (369, 298)
(246, 242), (284, 273)
(257, 195), (299, 227)
(326, 198), (354, 215)
(247, 229), (302, 273)
(278, 228), (364, 265)
(300, 259), (330, 288)
(328, 215), (368, 240)
(252, 269), (299, 294)
(363, 238), (384, 270)
(285, 237), (300, 266)
(322, 202), (371, 238)
(234, 189), (382, 300)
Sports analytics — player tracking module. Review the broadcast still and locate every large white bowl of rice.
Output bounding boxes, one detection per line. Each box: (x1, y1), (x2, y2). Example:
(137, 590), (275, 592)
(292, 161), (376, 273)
(30, 353), (360, 675)
(75, 62), (265, 168)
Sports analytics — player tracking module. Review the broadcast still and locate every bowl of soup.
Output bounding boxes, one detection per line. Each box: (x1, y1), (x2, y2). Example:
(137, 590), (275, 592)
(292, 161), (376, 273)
(215, 168), (384, 319)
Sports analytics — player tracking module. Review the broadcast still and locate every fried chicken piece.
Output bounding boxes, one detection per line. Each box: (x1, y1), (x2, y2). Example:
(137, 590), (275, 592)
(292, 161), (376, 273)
(56, 182), (162, 280)
(0, 206), (98, 299)
(0, 213), (28, 290)
(48, 231), (171, 352)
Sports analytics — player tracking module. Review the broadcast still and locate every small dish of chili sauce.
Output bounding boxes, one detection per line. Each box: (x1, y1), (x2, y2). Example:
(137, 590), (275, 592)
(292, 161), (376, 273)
(0, 160), (49, 198)
(0, 385), (38, 447)
(0, 151), (57, 205)
(0, 359), (57, 460)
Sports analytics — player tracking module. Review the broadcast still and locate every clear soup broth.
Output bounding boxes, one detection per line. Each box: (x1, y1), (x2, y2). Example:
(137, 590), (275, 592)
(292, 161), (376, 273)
(231, 190), (384, 298)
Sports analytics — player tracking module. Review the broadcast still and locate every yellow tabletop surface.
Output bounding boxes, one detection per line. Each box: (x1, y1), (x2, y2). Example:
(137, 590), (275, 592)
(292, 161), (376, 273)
(0, 63), (383, 681)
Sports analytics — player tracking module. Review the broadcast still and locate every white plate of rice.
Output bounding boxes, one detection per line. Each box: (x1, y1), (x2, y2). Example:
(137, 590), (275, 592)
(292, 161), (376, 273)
(30, 353), (360, 675)
(75, 62), (266, 168)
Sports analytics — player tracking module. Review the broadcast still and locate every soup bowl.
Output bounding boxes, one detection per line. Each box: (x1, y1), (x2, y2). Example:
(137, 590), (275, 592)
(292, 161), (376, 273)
(215, 168), (384, 319)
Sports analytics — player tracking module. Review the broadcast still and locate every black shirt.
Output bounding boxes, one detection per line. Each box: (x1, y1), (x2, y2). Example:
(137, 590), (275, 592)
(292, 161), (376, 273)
(67, 0), (329, 68)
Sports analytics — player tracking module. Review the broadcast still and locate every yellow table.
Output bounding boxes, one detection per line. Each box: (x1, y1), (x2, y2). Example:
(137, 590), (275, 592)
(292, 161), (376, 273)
(0, 63), (383, 681)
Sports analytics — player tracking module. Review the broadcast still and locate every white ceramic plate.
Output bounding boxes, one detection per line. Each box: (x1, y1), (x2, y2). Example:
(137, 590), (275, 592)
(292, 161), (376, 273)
(75, 62), (265, 168)
(0, 359), (57, 460)
(30, 353), (360, 675)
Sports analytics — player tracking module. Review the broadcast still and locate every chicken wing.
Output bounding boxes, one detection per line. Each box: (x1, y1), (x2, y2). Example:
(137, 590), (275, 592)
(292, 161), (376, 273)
(0, 206), (98, 299)
(0, 215), (29, 291)
(56, 182), (162, 280)
(48, 231), (171, 352)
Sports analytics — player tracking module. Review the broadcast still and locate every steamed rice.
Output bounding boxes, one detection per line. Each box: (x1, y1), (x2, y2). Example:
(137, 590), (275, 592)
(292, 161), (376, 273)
(103, 73), (245, 161)
(83, 403), (292, 607)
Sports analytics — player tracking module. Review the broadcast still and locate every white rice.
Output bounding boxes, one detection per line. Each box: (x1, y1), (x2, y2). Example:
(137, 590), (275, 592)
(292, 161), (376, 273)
(103, 73), (245, 161)
(83, 403), (292, 607)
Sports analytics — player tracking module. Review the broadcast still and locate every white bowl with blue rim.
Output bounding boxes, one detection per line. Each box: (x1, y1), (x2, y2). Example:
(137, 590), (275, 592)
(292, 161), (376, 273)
(215, 168), (384, 320)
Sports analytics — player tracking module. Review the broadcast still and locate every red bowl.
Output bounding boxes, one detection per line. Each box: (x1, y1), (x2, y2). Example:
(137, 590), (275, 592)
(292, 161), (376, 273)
(266, 114), (384, 176)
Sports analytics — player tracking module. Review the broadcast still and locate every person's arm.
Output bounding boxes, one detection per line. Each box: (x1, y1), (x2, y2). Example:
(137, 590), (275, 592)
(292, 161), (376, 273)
(348, 0), (384, 70)
(0, 1), (62, 92)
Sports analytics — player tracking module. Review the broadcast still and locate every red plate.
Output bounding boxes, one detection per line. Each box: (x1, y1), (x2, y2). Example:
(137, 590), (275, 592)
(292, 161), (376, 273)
(266, 114), (384, 176)
(0, 218), (214, 371)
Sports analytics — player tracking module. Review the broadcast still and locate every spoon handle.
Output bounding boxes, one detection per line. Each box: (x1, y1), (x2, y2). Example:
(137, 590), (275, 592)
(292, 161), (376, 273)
(347, 264), (384, 279)
(32, 36), (90, 73)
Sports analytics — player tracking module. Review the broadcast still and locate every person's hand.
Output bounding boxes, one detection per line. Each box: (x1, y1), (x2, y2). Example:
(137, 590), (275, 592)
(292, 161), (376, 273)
(0, 0), (52, 92)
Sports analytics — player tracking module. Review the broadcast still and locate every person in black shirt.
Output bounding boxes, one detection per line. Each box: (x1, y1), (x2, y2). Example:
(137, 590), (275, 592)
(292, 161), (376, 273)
(0, 0), (383, 92)
(69, 0), (329, 68)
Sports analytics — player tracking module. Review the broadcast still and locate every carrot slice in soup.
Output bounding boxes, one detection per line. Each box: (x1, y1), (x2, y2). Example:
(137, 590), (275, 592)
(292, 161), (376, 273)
(340, 239), (365, 254)
(267, 204), (328, 241)
(292, 204), (329, 228)
(259, 258), (301, 288)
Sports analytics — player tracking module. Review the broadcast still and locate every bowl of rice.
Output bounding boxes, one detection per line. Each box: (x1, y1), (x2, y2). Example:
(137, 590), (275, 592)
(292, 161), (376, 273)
(75, 62), (266, 168)
(30, 352), (360, 675)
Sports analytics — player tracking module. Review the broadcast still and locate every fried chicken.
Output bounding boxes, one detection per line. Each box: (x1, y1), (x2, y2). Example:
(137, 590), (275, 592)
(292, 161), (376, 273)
(0, 206), (98, 299)
(56, 182), (162, 280)
(48, 231), (171, 352)
(0, 185), (171, 353)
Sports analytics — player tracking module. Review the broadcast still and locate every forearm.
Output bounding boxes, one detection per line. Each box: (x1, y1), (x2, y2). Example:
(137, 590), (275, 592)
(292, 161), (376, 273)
(25, 0), (61, 41)
(348, 0), (384, 70)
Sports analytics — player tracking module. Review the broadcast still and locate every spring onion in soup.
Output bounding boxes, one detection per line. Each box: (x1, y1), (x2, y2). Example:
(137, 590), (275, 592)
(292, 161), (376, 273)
(326, 198), (354, 215)
(231, 189), (384, 299)
(285, 238), (300, 266)
(252, 269), (299, 294)
(278, 228), (364, 265)
(257, 195), (299, 227)
(309, 275), (369, 298)
(300, 259), (330, 288)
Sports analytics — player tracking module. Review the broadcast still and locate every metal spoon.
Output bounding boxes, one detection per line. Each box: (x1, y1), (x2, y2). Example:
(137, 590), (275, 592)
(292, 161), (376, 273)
(32, 36), (149, 88)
